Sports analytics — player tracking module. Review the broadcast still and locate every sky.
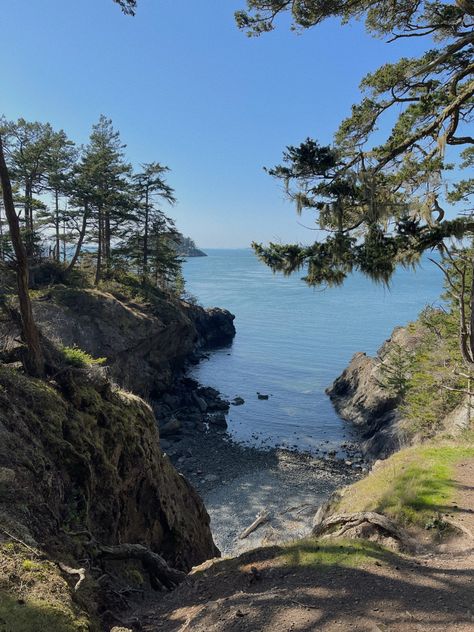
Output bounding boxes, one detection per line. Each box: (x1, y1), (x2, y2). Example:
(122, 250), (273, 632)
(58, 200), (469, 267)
(1, 0), (428, 248)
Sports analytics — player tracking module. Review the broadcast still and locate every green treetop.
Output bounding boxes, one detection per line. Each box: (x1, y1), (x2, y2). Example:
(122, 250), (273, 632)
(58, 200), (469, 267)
(235, 1), (473, 285)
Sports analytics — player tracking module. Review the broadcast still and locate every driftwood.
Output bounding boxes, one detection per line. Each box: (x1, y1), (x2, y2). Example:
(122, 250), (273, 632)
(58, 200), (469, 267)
(97, 544), (186, 590)
(58, 562), (86, 591)
(239, 510), (270, 540)
(312, 511), (416, 549)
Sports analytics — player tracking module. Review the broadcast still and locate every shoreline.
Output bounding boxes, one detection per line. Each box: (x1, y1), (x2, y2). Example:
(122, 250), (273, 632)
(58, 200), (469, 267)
(159, 376), (369, 555)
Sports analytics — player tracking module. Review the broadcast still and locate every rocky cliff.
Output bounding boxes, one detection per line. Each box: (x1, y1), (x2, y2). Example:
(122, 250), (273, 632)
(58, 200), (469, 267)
(31, 285), (235, 399)
(327, 325), (472, 458)
(0, 363), (218, 629)
(327, 327), (418, 458)
(0, 283), (234, 630)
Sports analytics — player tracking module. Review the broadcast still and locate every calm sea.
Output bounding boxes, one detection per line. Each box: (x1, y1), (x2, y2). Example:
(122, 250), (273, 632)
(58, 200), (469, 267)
(183, 249), (443, 453)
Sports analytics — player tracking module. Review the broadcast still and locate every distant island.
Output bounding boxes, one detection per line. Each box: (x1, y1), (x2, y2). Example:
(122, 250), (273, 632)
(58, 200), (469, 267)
(175, 234), (207, 257)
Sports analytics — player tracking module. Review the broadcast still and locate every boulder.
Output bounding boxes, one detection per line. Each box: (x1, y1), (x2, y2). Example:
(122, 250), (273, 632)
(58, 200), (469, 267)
(208, 412), (228, 428)
(160, 417), (182, 437)
(186, 305), (236, 348)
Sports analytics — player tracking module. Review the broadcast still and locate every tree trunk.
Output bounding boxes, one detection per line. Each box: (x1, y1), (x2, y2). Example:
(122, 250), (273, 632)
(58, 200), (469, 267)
(24, 181), (35, 258)
(66, 202), (89, 272)
(55, 188), (60, 262)
(0, 199), (4, 262)
(0, 136), (44, 377)
(104, 207), (111, 276)
(143, 185), (149, 278)
(95, 208), (103, 285)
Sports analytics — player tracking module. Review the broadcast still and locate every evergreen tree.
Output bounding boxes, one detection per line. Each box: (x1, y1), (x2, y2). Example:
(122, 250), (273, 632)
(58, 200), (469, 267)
(44, 130), (77, 262)
(132, 162), (176, 278)
(237, 0), (474, 363)
(1, 119), (56, 258)
(0, 135), (44, 376)
(81, 116), (132, 283)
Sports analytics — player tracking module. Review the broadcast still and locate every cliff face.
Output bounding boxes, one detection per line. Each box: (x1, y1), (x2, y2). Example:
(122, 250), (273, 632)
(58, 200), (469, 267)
(327, 325), (472, 458)
(0, 284), (234, 629)
(0, 364), (218, 629)
(327, 327), (418, 458)
(31, 286), (235, 399)
(0, 366), (218, 567)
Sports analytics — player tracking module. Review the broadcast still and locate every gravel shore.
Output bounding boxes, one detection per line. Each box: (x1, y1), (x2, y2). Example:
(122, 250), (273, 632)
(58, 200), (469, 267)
(164, 427), (362, 556)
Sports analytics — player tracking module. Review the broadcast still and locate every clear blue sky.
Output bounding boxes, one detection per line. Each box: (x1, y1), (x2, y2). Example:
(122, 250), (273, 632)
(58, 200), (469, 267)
(2, 0), (427, 248)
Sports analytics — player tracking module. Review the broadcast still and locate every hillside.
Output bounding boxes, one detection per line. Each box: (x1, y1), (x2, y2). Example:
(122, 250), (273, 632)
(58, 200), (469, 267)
(174, 235), (207, 258)
(0, 277), (235, 631)
(137, 435), (474, 631)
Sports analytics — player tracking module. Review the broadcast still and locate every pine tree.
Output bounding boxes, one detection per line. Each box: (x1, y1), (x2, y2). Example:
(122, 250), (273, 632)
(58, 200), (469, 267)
(132, 162), (176, 278)
(236, 1), (473, 283)
(81, 116), (132, 283)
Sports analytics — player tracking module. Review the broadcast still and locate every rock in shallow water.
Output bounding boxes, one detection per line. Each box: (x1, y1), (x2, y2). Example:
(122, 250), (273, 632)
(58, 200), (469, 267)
(208, 412), (228, 428)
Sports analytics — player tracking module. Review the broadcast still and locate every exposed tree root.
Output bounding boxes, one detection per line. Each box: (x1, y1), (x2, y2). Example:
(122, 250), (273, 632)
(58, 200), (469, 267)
(97, 544), (186, 590)
(57, 562), (86, 591)
(312, 511), (417, 550)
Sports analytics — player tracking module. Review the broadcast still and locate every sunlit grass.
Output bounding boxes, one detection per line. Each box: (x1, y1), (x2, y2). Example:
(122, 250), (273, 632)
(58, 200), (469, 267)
(280, 538), (394, 569)
(61, 345), (106, 368)
(336, 439), (474, 528)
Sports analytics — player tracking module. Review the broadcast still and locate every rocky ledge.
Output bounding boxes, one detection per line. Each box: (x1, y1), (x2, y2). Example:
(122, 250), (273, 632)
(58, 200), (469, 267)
(30, 285), (235, 399)
(326, 327), (416, 458)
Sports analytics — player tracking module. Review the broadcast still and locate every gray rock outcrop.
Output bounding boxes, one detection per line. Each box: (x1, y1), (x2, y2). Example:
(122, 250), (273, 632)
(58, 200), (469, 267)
(327, 327), (420, 458)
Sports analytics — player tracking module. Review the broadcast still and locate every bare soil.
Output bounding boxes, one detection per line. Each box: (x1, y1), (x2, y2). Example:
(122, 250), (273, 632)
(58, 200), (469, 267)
(136, 459), (474, 632)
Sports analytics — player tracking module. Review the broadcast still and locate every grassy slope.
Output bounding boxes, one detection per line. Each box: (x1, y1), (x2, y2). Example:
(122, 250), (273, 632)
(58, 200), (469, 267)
(333, 434), (474, 529)
(0, 543), (90, 632)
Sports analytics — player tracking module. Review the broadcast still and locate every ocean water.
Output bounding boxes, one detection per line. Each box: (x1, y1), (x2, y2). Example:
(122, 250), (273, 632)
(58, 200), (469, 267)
(183, 249), (443, 453)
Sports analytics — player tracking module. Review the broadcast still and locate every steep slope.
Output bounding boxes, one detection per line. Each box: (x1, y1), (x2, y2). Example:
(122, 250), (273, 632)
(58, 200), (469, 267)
(30, 285), (235, 399)
(0, 363), (218, 630)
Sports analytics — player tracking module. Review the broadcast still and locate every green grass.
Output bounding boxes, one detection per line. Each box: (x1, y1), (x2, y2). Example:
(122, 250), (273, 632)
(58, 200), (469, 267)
(61, 346), (106, 368)
(280, 539), (394, 569)
(0, 593), (89, 632)
(336, 440), (474, 529)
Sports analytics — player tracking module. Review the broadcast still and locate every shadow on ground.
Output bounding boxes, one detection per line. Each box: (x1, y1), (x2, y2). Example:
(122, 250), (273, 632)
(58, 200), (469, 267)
(139, 540), (474, 632)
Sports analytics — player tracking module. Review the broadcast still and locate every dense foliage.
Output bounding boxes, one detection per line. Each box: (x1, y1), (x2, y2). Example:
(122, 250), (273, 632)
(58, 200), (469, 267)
(377, 249), (474, 435)
(238, 1), (473, 286)
(0, 116), (184, 292)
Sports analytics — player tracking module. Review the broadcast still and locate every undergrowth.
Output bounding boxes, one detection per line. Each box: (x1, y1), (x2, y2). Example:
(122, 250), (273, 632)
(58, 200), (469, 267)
(61, 346), (106, 368)
(0, 543), (90, 632)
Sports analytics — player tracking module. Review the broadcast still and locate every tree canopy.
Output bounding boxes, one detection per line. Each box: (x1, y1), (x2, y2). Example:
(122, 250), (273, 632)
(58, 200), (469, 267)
(237, 1), (474, 287)
(113, 0), (137, 15)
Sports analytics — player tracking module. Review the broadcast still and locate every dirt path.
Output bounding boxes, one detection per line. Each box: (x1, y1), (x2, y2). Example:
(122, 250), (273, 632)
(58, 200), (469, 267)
(138, 459), (474, 632)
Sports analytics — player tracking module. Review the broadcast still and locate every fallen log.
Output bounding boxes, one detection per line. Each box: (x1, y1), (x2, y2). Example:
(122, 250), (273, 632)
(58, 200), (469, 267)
(239, 510), (270, 540)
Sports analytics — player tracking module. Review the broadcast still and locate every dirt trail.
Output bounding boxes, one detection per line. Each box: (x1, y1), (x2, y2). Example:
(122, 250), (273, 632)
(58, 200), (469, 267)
(138, 459), (474, 632)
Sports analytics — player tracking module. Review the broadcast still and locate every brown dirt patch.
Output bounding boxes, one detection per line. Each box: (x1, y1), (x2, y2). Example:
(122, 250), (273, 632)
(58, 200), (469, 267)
(137, 460), (474, 632)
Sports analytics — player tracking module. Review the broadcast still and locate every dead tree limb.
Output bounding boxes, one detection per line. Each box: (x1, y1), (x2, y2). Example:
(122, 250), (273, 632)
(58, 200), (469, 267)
(239, 510), (270, 540)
